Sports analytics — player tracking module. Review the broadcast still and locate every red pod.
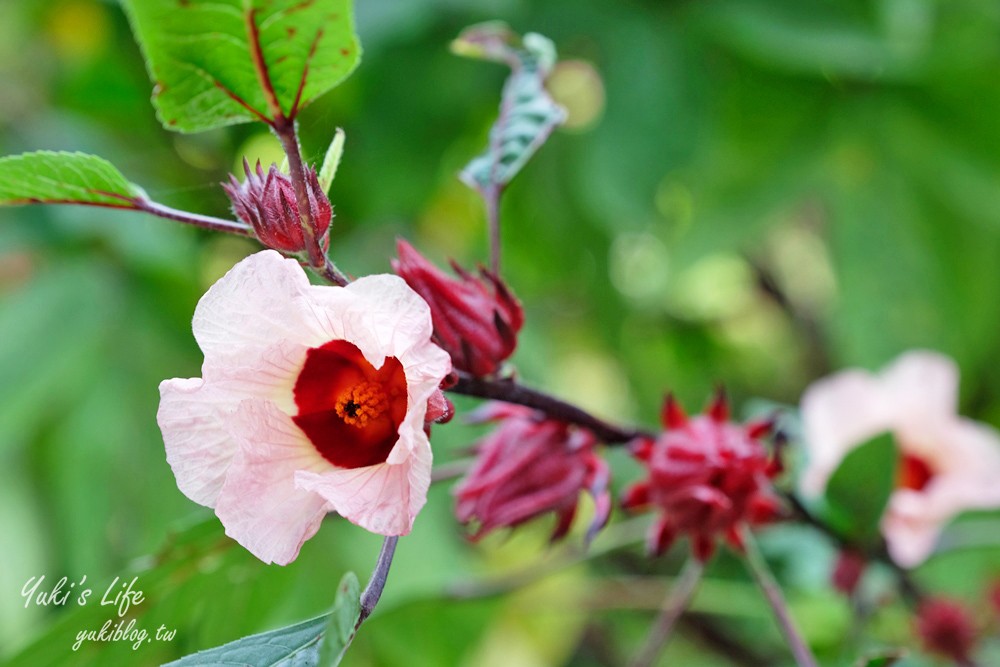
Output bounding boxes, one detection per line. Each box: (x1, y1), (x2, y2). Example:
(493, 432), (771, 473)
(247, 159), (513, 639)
(622, 391), (781, 561)
(392, 240), (524, 377)
(223, 159), (332, 253)
(831, 549), (867, 597)
(454, 403), (610, 543)
(915, 598), (978, 664)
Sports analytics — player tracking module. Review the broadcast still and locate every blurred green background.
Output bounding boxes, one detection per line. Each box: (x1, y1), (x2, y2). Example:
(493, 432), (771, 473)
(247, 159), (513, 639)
(2, 0), (1000, 665)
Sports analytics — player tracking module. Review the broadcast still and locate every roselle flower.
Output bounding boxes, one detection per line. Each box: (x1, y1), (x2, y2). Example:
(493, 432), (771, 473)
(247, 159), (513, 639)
(800, 351), (1000, 567)
(915, 598), (978, 664)
(223, 159), (332, 253)
(157, 250), (451, 565)
(392, 239), (524, 377)
(622, 392), (781, 561)
(454, 403), (611, 542)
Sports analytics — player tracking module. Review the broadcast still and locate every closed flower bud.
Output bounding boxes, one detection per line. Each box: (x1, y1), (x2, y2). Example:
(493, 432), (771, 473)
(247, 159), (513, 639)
(392, 239), (524, 377)
(223, 159), (332, 253)
(831, 549), (867, 597)
(622, 391), (781, 561)
(454, 403), (610, 543)
(915, 598), (978, 664)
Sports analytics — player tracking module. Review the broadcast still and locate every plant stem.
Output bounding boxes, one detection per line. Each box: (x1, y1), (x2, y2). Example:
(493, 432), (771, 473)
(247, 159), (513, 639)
(272, 120), (350, 286)
(484, 183), (502, 274)
(740, 526), (819, 667)
(134, 199), (253, 235)
(629, 557), (705, 667)
(448, 372), (653, 444)
(357, 536), (399, 626)
(273, 120), (321, 264)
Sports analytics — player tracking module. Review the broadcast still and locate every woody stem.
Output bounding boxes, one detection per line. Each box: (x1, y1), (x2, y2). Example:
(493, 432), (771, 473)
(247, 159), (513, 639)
(357, 536), (398, 626)
(447, 372), (654, 444)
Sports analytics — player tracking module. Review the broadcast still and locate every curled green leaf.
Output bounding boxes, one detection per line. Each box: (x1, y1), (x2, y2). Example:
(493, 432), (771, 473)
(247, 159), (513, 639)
(455, 23), (566, 193)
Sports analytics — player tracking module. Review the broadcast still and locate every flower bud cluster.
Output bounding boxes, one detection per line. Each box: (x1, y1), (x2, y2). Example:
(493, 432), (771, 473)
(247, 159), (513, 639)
(393, 240), (523, 377)
(223, 159), (332, 254)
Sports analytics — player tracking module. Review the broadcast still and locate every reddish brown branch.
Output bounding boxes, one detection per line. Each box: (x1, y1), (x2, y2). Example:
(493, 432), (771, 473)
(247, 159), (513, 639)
(447, 372), (653, 444)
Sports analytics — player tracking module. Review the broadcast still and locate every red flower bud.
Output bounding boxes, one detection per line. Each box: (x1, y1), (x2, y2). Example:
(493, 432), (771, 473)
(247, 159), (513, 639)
(915, 598), (978, 664)
(622, 391), (781, 561)
(831, 549), (867, 597)
(223, 159), (332, 253)
(455, 403), (610, 542)
(392, 240), (524, 377)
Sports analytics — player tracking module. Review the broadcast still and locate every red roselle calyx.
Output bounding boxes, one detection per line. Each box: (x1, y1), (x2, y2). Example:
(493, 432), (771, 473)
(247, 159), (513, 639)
(915, 598), (978, 664)
(392, 239), (524, 377)
(831, 549), (867, 597)
(454, 403), (611, 543)
(621, 391), (782, 561)
(223, 159), (332, 254)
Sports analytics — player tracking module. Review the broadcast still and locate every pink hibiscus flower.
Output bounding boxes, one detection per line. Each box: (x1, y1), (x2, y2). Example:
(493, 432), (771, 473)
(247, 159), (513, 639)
(157, 250), (452, 565)
(800, 350), (1000, 567)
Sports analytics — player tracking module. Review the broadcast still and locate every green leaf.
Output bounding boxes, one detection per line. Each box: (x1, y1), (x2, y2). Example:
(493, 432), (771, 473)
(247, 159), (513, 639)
(164, 614), (330, 667)
(0, 151), (144, 208)
(455, 23), (566, 193)
(161, 571), (361, 667)
(823, 432), (898, 544)
(317, 572), (361, 666)
(852, 649), (905, 667)
(123, 0), (360, 133)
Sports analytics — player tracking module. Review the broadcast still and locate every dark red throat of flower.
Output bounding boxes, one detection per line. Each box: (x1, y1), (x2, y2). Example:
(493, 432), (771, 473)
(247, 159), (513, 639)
(897, 453), (935, 492)
(293, 340), (407, 469)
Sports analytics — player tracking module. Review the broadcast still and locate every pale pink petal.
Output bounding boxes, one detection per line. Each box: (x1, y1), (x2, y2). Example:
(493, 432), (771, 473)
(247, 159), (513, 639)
(215, 400), (332, 566)
(295, 438), (432, 536)
(308, 274), (451, 465)
(192, 250), (324, 364)
(882, 489), (947, 567)
(938, 418), (1000, 492)
(157, 377), (240, 507)
(201, 338), (309, 414)
(799, 370), (889, 496)
(883, 419), (1000, 567)
(881, 351), (959, 449)
(308, 274), (437, 368)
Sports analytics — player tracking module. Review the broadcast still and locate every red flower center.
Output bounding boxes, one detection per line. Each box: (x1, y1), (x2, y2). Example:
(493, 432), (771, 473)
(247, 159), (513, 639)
(292, 340), (407, 469)
(897, 453), (935, 491)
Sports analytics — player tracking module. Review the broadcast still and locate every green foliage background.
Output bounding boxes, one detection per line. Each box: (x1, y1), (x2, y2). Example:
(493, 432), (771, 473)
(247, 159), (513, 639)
(2, 0), (1000, 665)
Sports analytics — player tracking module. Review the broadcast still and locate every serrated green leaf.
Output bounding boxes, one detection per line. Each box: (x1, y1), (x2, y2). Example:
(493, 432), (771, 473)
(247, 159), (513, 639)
(0, 151), (144, 208)
(123, 0), (360, 133)
(455, 23), (566, 192)
(317, 572), (361, 666)
(823, 432), (898, 544)
(165, 614), (330, 667)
